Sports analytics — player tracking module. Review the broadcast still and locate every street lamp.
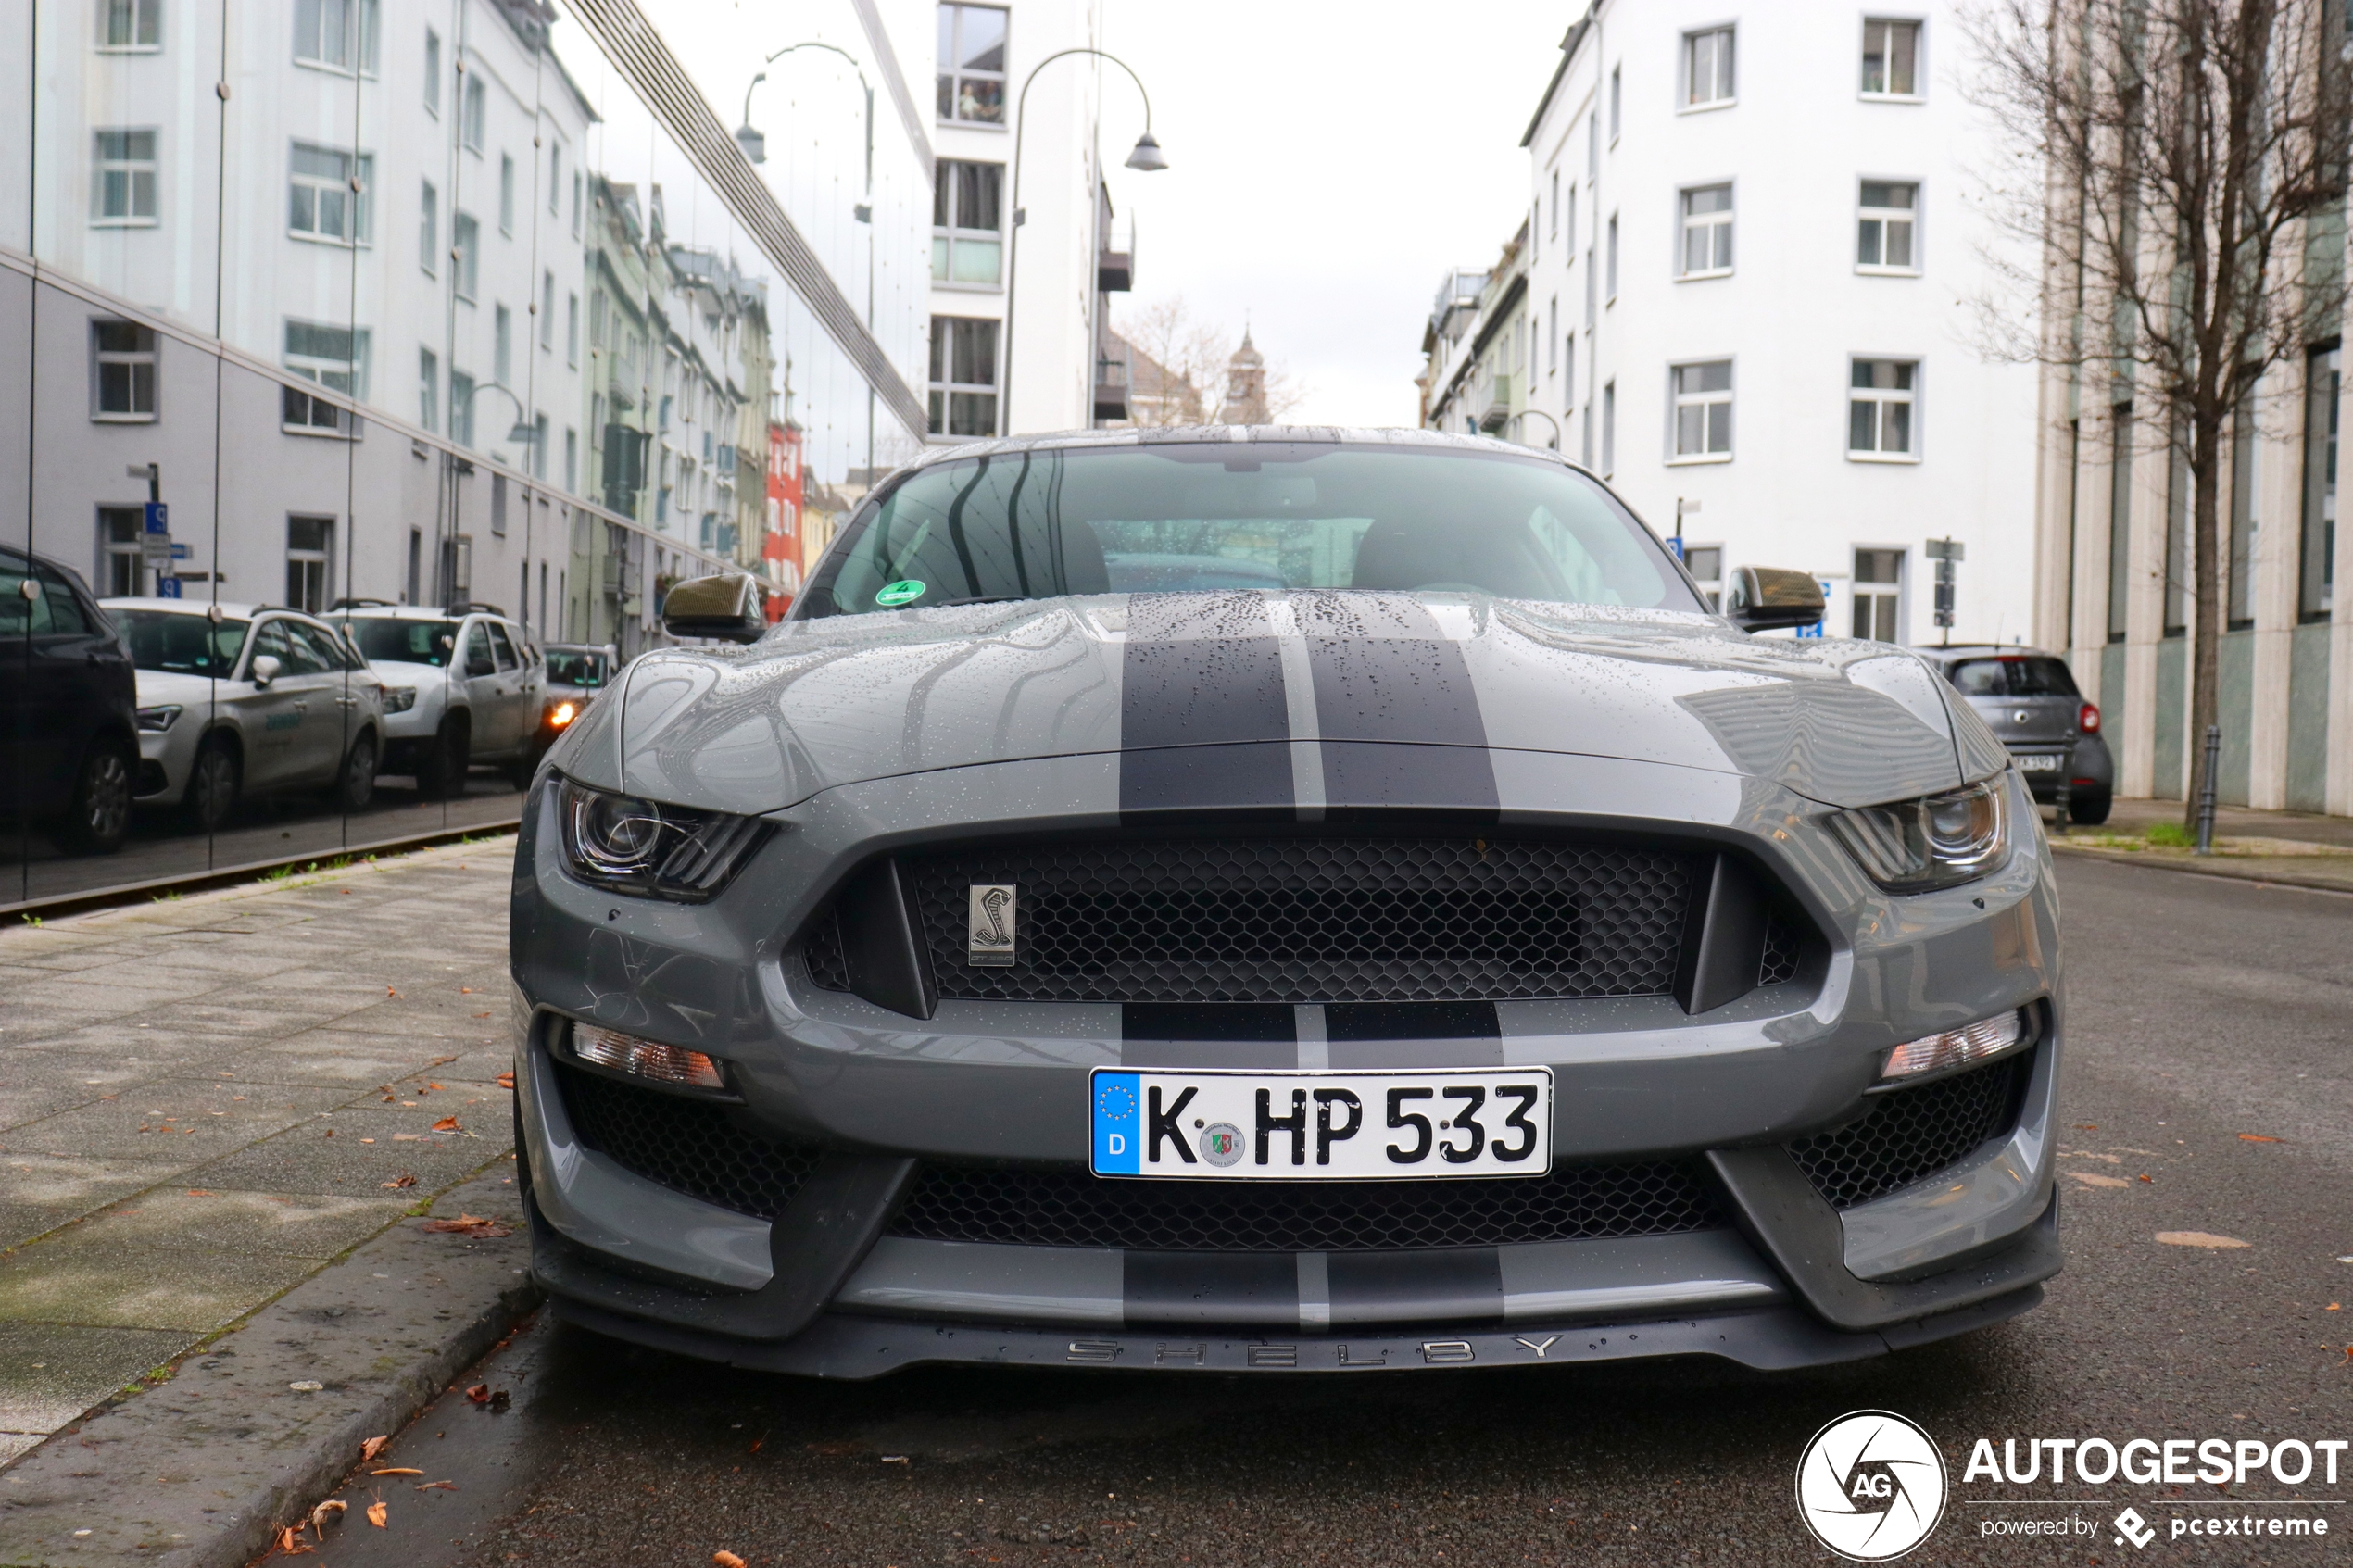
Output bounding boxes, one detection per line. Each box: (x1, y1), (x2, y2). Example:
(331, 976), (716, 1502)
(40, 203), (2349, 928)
(459, 380), (536, 450)
(1000, 48), (1168, 436)
(1517, 408), (1562, 451)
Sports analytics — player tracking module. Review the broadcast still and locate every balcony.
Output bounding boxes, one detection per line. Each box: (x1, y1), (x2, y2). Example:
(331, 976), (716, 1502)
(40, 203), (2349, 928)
(1097, 249), (1133, 293)
(1094, 356), (1130, 421)
(1478, 371), (1516, 433)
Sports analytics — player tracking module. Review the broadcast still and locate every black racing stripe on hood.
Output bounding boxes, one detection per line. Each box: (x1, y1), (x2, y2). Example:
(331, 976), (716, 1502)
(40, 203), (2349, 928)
(1297, 595), (1499, 816)
(1120, 593), (1293, 817)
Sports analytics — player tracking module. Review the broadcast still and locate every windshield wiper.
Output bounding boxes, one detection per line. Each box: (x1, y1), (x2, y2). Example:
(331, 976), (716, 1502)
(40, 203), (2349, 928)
(928, 594), (1035, 608)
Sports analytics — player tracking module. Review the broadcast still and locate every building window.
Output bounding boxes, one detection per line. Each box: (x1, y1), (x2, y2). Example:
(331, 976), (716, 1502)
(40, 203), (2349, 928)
(1683, 26), (1735, 108)
(1862, 19), (1921, 97)
(1856, 182), (1919, 271)
(1853, 548), (1906, 641)
(282, 319), (369, 434)
(1601, 380), (1616, 476)
(548, 144), (562, 216)
(423, 28), (440, 113)
(2229, 388), (2257, 629)
(566, 293), (579, 366)
(1565, 185), (1577, 254)
(462, 75), (485, 152)
(1683, 545), (1724, 611)
(92, 129), (158, 225)
(571, 171), (583, 237)
(1679, 185), (1733, 278)
(499, 154), (515, 234)
(2299, 345), (2338, 622)
(534, 414), (549, 481)
(1610, 64), (1622, 140)
(2164, 423), (2190, 635)
(1549, 169), (1559, 237)
(932, 159), (1003, 285)
(286, 516), (333, 612)
(1671, 360), (1733, 460)
(540, 270), (555, 349)
(452, 212), (479, 300)
(928, 316), (1000, 436)
(565, 427), (578, 493)
(293, 0), (379, 75)
(420, 180), (437, 273)
(1605, 214), (1618, 300)
(1547, 295), (1558, 375)
(100, 0), (162, 51)
(937, 4), (1008, 124)
(92, 320), (157, 420)
(1563, 332), (1576, 410)
(419, 346), (438, 432)
(2108, 402), (2133, 643)
(452, 370), (476, 446)
(100, 507), (146, 596)
(495, 305), (512, 384)
(1847, 359), (1918, 458)
(288, 143), (372, 245)
(1588, 110), (1600, 182)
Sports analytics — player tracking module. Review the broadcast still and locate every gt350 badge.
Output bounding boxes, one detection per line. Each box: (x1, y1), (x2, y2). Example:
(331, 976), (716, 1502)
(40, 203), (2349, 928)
(967, 884), (1016, 965)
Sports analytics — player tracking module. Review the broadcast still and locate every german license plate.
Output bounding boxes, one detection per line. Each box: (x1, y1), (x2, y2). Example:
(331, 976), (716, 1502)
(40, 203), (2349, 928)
(2016, 753), (2061, 772)
(1089, 1068), (1553, 1180)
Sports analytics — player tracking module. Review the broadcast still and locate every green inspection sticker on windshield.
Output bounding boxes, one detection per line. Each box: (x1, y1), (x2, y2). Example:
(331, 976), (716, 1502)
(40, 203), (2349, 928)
(875, 579), (927, 608)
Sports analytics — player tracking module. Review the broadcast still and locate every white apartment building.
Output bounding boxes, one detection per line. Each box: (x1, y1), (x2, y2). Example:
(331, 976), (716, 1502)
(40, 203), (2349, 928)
(1428, 4), (2039, 646)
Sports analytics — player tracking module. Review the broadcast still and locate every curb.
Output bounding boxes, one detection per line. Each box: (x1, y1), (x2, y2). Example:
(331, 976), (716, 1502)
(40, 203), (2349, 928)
(2049, 841), (2353, 897)
(0, 1168), (539, 1568)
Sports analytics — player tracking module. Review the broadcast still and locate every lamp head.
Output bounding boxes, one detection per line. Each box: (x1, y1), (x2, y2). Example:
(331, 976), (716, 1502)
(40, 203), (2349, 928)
(736, 124), (767, 165)
(1124, 131), (1168, 172)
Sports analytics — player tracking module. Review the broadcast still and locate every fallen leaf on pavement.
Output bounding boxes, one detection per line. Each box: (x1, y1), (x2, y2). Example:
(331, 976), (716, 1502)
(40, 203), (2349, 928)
(2074, 1123), (2098, 1131)
(308, 1499), (346, 1536)
(473, 1011), (493, 1019)
(274, 1524), (311, 1555)
(381, 1173), (418, 1189)
(432, 1116), (460, 1132)
(365, 1500), (386, 1528)
(2329, 1303), (2341, 1311)
(496, 1072), (516, 1090)
(460, 986), (475, 994)
(359, 1436), (388, 1462)
(416, 1480), (458, 1491)
(2239, 1134), (2284, 1143)
(422, 1214), (512, 1237)
(385, 986), (400, 998)
(427, 1083), (445, 1091)
(2137, 1173), (2153, 1182)
(2066, 1172), (2131, 1189)
(2157, 1231), (2251, 1248)
(372, 1468), (423, 1475)
(466, 1384), (490, 1404)
(392, 1133), (424, 1142)
(714, 1553), (748, 1568)
(187, 1188), (214, 1197)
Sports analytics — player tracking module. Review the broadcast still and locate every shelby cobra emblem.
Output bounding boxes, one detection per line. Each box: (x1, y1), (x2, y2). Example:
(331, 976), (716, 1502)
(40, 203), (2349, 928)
(967, 884), (1017, 966)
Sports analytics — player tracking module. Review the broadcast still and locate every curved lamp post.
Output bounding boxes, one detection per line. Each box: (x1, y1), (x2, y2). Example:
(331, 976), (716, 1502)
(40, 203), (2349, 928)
(1517, 407), (1562, 452)
(1000, 48), (1167, 437)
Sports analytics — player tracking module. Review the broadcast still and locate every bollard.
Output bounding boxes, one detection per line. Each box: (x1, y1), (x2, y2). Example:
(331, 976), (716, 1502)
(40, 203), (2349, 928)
(2194, 722), (2221, 856)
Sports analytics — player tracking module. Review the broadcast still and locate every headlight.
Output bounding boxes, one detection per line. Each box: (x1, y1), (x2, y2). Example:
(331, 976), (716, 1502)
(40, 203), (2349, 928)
(1879, 1009), (2030, 1082)
(548, 699), (578, 727)
(554, 775), (769, 901)
(1827, 777), (2011, 893)
(567, 1022), (726, 1090)
(383, 685), (418, 713)
(135, 704), (182, 733)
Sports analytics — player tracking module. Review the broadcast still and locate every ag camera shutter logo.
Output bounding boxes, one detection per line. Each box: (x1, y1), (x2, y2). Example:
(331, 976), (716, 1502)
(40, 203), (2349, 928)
(1795, 1410), (1948, 1561)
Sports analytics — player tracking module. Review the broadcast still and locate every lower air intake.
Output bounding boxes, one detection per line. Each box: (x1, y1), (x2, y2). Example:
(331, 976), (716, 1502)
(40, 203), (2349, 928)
(1787, 1050), (2034, 1211)
(555, 1060), (822, 1221)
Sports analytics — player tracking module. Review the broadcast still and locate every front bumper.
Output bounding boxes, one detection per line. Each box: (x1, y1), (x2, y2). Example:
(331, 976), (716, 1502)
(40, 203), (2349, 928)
(510, 756), (2063, 1377)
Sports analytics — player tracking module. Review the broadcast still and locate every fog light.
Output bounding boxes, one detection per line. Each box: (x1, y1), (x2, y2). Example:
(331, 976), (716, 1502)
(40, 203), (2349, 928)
(1880, 1010), (2028, 1081)
(570, 1022), (725, 1089)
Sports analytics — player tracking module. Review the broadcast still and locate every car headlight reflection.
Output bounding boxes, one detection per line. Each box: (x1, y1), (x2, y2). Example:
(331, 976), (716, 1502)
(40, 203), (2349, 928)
(554, 776), (768, 902)
(548, 700), (578, 727)
(383, 685), (418, 713)
(1827, 777), (2011, 893)
(135, 704), (182, 733)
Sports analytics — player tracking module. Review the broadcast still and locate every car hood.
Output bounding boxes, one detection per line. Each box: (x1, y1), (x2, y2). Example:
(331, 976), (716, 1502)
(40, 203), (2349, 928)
(365, 659), (449, 690)
(564, 591), (1982, 816)
(132, 668), (250, 704)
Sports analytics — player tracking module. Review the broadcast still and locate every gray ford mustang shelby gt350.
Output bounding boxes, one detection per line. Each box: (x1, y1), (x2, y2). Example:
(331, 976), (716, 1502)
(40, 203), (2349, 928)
(510, 427), (2060, 1377)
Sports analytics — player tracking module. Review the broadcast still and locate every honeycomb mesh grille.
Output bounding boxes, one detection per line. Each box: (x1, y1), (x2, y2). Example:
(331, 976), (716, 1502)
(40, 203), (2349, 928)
(885, 1160), (1722, 1251)
(1788, 1051), (2033, 1210)
(1758, 916), (1804, 987)
(556, 1060), (823, 1221)
(815, 836), (1693, 1005)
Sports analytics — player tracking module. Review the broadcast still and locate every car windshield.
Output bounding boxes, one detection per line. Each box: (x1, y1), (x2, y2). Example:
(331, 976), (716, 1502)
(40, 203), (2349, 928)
(799, 444), (1700, 618)
(114, 609), (252, 677)
(344, 617), (460, 668)
(1949, 656), (2080, 698)
(546, 650), (608, 687)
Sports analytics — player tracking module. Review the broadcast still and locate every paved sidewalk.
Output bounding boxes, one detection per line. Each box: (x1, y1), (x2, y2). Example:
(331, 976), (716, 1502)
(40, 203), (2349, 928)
(2052, 797), (2353, 893)
(0, 839), (519, 1467)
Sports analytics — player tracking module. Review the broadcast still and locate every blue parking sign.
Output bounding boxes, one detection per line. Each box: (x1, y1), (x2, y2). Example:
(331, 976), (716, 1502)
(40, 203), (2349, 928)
(157, 577), (182, 599)
(143, 501), (169, 533)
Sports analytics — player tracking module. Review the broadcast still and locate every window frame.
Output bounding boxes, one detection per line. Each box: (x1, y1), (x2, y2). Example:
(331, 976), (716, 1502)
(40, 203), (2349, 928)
(98, 506), (147, 597)
(1846, 357), (1922, 462)
(97, 0), (163, 53)
(499, 154), (516, 236)
(1851, 546), (1908, 642)
(2298, 344), (2339, 623)
(419, 179), (437, 275)
(1677, 182), (1734, 281)
(937, 3), (1010, 128)
(1605, 213), (1619, 302)
(423, 28), (440, 115)
(419, 346), (438, 433)
(91, 319), (159, 422)
(461, 73), (486, 154)
(91, 128), (160, 226)
(927, 314), (1001, 439)
(1681, 544), (1725, 612)
(1680, 24), (1736, 112)
(931, 158), (1006, 289)
(292, 0), (380, 78)
(285, 516), (335, 614)
(1860, 16), (1925, 102)
(452, 210), (480, 301)
(1856, 179), (1921, 275)
(1667, 358), (1734, 465)
(281, 318), (370, 438)
(287, 141), (372, 247)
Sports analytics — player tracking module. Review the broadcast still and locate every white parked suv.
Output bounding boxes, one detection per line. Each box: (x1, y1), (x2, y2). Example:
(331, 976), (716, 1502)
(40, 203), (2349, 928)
(102, 598), (398, 830)
(329, 602), (547, 796)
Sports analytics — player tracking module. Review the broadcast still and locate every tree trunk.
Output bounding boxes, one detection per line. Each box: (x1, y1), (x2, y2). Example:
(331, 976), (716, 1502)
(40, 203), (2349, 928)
(2183, 407), (2226, 834)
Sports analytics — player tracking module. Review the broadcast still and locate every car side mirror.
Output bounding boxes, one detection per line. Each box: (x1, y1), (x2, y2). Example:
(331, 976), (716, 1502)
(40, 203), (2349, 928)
(661, 572), (767, 645)
(1725, 567), (1826, 634)
(249, 654), (281, 688)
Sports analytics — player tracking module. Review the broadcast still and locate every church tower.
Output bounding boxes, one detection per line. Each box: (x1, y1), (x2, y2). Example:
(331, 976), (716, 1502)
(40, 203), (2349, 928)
(1216, 329), (1269, 425)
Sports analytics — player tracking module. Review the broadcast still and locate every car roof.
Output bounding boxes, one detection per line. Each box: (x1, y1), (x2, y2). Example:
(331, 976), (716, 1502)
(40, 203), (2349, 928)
(1914, 644), (2062, 662)
(332, 605), (479, 620)
(100, 597), (274, 620)
(544, 642), (610, 653)
(898, 423), (1586, 478)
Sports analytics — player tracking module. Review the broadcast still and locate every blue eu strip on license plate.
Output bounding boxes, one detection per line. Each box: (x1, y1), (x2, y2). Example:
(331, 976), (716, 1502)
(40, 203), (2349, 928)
(1090, 1067), (1553, 1181)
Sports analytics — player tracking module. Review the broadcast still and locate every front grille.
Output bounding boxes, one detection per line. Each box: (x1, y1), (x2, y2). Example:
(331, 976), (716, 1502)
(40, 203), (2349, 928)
(1758, 916), (1804, 987)
(1788, 1051), (2034, 1210)
(812, 835), (1693, 1005)
(555, 1060), (823, 1221)
(884, 1160), (1721, 1251)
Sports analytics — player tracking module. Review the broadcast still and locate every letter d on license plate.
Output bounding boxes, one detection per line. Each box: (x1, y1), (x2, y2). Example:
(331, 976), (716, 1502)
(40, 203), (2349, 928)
(1090, 1067), (1552, 1180)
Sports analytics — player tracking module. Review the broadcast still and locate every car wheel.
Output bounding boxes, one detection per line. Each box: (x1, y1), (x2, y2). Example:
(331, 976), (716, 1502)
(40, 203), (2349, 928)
(333, 732), (379, 813)
(2069, 790), (2112, 826)
(182, 736), (242, 832)
(53, 739), (134, 855)
(417, 713), (471, 799)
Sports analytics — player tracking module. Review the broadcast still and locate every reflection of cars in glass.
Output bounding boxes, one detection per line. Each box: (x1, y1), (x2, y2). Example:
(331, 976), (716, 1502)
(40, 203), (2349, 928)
(329, 603), (547, 794)
(510, 431), (2064, 1380)
(3, 546), (136, 853)
(101, 599), (393, 830)
(537, 642), (618, 747)
(1917, 646), (2112, 825)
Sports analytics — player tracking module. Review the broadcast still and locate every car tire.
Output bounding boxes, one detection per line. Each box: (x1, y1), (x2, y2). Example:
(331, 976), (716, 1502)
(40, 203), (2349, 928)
(182, 736), (241, 833)
(416, 713), (471, 800)
(333, 731), (379, 813)
(53, 737), (135, 855)
(2069, 790), (2112, 826)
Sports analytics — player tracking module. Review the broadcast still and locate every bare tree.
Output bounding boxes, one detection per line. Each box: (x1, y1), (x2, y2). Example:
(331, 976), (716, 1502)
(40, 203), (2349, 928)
(1114, 295), (1312, 426)
(1969, 0), (2351, 830)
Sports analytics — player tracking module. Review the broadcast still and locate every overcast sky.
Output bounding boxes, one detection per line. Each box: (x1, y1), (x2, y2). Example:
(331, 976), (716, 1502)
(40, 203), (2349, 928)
(1099, 2), (1575, 425)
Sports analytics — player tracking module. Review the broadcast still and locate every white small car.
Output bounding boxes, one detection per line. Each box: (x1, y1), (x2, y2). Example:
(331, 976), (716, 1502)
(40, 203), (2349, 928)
(102, 598), (399, 829)
(329, 603), (547, 795)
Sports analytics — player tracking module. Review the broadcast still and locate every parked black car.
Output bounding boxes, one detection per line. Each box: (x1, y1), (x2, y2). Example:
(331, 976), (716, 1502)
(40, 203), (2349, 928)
(1, 546), (138, 853)
(1918, 645), (2112, 824)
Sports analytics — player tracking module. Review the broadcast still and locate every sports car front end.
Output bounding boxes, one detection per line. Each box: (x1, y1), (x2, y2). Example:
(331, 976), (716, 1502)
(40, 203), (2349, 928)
(510, 430), (2061, 1378)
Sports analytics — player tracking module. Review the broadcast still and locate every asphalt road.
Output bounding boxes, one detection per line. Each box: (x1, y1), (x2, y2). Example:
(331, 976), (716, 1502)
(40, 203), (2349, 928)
(306, 855), (2353, 1567)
